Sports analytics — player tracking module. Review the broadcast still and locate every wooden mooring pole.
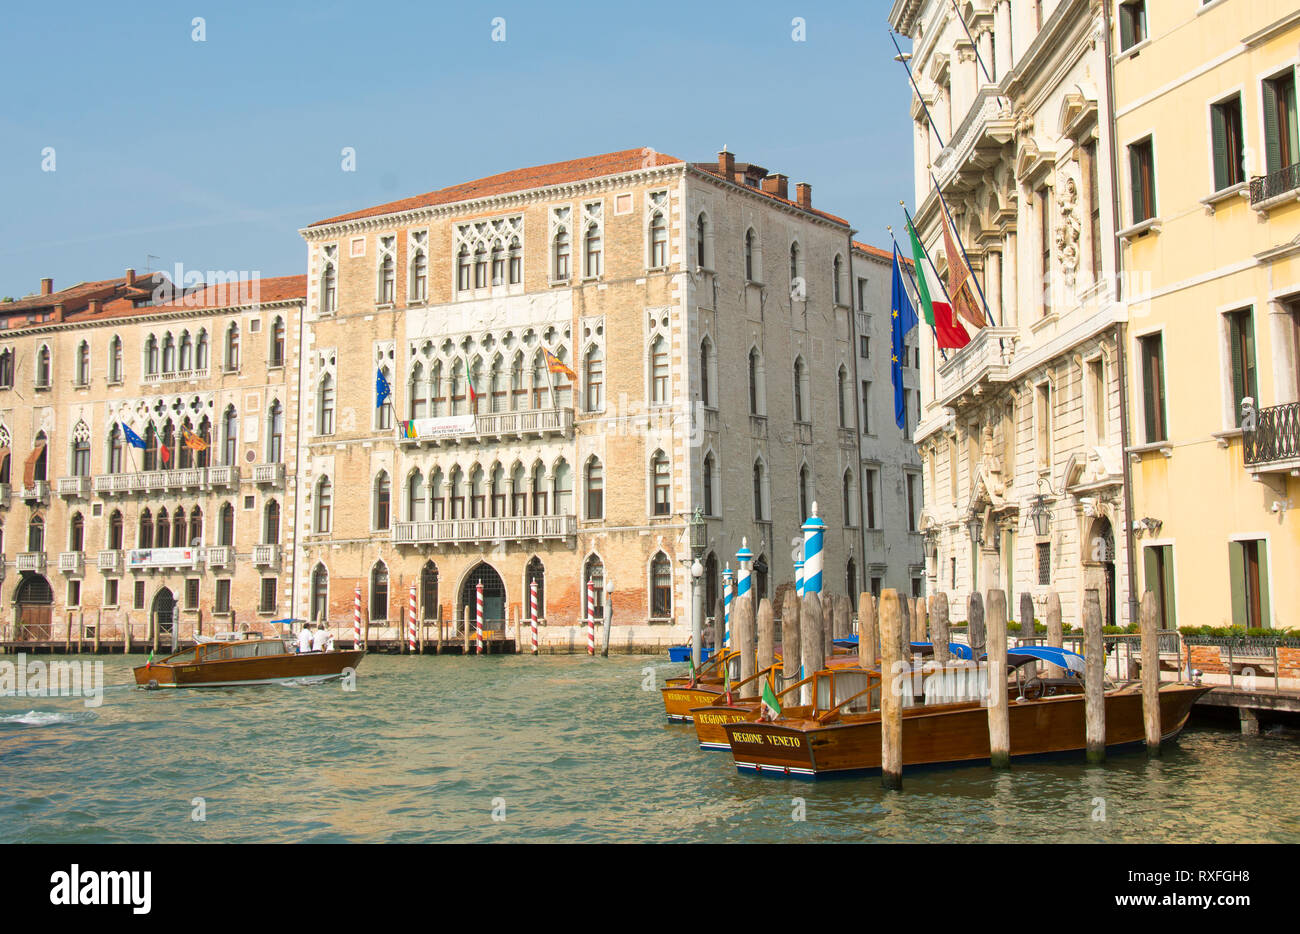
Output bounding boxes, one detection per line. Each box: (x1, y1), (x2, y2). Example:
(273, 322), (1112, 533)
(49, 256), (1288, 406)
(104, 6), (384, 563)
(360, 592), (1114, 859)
(798, 592), (824, 706)
(857, 592), (876, 665)
(1083, 589), (1106, 764)
(914, 597), (927, 643)
(1018, 591), (1036, 679)
(833, 595), (850, 655)
(756, 598), (775, 687)
(967, 591), (985, 656)
(1045, 590), (1063, 678)
(986, 589), (1010, 769)
(897, 596), (912, 663)
(734, 594), (756, 698)
(124, 613), (132, 654)
(878, 589), (903, 790)
(780, 589), (800, 691)
(931, 593), (950, 666)
(1141, 590), (1161, 756)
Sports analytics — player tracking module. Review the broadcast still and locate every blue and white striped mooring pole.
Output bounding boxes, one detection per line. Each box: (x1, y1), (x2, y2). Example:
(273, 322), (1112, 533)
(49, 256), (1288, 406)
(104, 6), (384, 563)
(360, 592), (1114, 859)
(735, 538), (753, 605)
(795, 558), (805, 599)
(801, 503), (824, 596)
(722, 564), (734, 648)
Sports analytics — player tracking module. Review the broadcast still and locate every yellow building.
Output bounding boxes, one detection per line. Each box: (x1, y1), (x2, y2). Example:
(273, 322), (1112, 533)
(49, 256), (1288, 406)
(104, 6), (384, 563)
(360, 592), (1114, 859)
(1113, 0), (1299, 630)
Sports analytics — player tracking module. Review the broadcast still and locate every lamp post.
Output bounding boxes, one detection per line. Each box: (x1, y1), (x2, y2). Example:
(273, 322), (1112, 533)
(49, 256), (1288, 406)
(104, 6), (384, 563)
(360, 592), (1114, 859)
(601, 573), (615, 657)
(1029, 477), (1058, 538)
(687, 507), (707, 669)
(966, 513), (984, 547)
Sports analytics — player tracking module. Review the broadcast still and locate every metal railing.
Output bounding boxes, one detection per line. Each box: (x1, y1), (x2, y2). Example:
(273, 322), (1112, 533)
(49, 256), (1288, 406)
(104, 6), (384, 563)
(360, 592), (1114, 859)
(1250, 162), (1300, 205)
(1243, 400), (1300, 466)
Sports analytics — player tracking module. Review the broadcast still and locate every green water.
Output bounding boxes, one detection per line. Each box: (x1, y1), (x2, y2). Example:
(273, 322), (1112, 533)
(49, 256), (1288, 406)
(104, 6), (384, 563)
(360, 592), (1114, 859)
(0, 654), (1296, 843)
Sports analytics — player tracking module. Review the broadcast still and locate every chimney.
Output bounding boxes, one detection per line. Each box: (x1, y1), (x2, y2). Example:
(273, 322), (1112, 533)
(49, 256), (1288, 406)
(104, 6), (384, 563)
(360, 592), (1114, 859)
(762, 174), (790, 200)
(52, 302), (65, 323)
(125, 268), (136, 287)
(718, 149), (734, 179)
(40, 277), (53, 296)
(86, 299), (100, 316)
(796, 183), (812, 209)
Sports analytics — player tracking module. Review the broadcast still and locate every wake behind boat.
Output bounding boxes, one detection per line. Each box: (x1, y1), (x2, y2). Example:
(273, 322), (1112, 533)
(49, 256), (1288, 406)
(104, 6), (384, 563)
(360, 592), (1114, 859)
(133, 634), (363, 688)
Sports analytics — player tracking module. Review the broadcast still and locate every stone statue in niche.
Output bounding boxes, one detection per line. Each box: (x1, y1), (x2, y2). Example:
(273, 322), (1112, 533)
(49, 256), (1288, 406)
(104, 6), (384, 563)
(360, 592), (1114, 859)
(1055, 174), (1081, 287)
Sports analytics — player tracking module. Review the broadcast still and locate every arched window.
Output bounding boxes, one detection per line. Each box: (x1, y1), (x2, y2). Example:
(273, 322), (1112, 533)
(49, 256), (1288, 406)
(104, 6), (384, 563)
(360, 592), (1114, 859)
(490, 240), (505, 286)
(317, 374), (335, 434)
(138, 509), (153, 549)
(457, 246), (472, 291)
(0, 348), (13, 387)
(842, 469), (857, 525)
(109, 510), (124, 550)
(370, 562), (389, 621)
(473, 244), (488, 289)
(222, 405), (238, 466)
(753, 459), (768, 521)
(322, 263), (337, 313)
(650, 336), (669, 404)
(507, 237), (522, 285)
(27, 514), (44, 552)
(179, 331), (192, 371)
(799, 464), (812, 522)
(584, 222), (602, 277)
(267, 401), (284, 463)
(75, 341), (90, 385)
(407, 470), (426, 521)
(584, 456), (603, 520)
(311, 564), (329, 622)
(649, 211), (668, 267)
(224, 323), (240, 370)
(530, 462), (546, 516)
(703, 452), (717, 516)
(490, 463), (507, 516)
(429, 467), (445, 519)
(172, 507), (186, 547)
(748, 348), (765, 415)
(145, 335), (159, 375)
(553, 229), (571, 281)
(188, 506), (202, 546)
(837, 365), (849, 428)
(69, 512), (85, 552)
(108, 335), (123, 383)
(469, 465), (486, 518)
(530, 352), (547, 409)
(408, 362), (427, 419)
(178, 418), (195, 469)
(651, 450), (671, 516)
(143, 423), (159, 472)
(218, 502), (234, 546)
(36, 345), (51, 388)
(107, 425), (123, 474)
(525, 557), (544, 619)
(510, 462), (526, 516)
(553, 458), (573, 515)
(155, 507), (170, 548)
(410, 250), (428, 301)
(699, 337), (713, 407)
(793, 357), (808, 422)
(833, 254), (844, 304)
(582, 345), (603, 412)
(71, 421), (90, 477)
(196, 329), (209, 370)
(270, 316), (285, 367)
(263, 499), (280, 544)
(790, 241), (801, 283)
(695, 212), (710, 269)
(379, 254), (395, 303)
(315, 478), (332, 533)
(160, 422), (176, 470)
(650, 552), (673, 619)
(374, 472), (391, 530)
(421, 561), (439, 620)
(744, 228), (756, 281)
(583, 554), (605, 619)
(162, 334), (175, 373)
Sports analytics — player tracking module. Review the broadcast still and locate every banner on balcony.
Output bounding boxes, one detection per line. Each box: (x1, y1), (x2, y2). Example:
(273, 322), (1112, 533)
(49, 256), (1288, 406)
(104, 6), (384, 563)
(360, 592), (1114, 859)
(128, 547), (197, 569)
(397, 415), (475, 441)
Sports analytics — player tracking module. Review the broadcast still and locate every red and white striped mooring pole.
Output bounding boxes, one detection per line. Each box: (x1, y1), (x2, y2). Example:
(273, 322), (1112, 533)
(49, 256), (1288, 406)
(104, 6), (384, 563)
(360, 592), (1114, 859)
(475, 581), (484, 655)
(586, 578), (596, 656)
(407, 583), (417, 653)
(529, 579), (539, 656)
(353, 585), (362, 648)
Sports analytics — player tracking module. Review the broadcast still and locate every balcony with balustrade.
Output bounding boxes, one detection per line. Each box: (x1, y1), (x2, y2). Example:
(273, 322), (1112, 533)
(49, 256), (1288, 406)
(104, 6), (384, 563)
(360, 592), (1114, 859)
(205, 546), (232, 569)
(97, 550), (123, 572)
(936, 327), (1020, 409)
(58, 552), (84, 574)
(393, 514), (576, 546)
(252, 544), (280, 568)
(93, 466), (222, 495)
(142, 367), (210, 385)
(1243, 401), (1300, 476)
(19, 481), (49, 506)
(396, 407), (574, 447)
(16, 552), (47, 572)
(251, 463), (285, 485)
(56, 476), (91, 498)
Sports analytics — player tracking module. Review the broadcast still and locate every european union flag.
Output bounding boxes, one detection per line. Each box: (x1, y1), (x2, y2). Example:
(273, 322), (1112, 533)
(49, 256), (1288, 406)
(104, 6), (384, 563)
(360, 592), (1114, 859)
(122, 423), (147, 449)
(375, 368), (391, 409)
(891, 244), (919, 430)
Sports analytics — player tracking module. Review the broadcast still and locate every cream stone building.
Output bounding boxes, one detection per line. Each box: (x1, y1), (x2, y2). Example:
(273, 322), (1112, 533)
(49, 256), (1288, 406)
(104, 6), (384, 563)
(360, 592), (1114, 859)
(0, 272), (305, 643)
(890, 0), (1130, 626)
(1112, 0), (1298, 630)
(295, 147), (911, 646)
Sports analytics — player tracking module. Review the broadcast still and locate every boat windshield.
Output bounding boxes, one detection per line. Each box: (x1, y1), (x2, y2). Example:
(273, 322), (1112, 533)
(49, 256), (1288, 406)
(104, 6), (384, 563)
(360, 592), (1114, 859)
(815, 669), (878, 715)
(206, 640), (290, 660)
(165, 648), (199, 664)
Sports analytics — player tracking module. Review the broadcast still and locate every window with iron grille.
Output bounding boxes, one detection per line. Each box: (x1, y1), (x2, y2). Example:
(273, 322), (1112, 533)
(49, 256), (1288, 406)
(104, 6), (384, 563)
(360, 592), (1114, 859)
(1036, 542), (1051, 585)
(215, 579), (231, 614)
(185, 578), (200, 610)
(134, 580), (146, 610)
(260, 577), (277, 613)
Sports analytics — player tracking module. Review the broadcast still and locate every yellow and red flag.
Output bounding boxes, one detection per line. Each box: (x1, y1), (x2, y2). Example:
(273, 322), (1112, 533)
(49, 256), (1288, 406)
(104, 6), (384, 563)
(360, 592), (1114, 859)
(543, 347), (577, 382)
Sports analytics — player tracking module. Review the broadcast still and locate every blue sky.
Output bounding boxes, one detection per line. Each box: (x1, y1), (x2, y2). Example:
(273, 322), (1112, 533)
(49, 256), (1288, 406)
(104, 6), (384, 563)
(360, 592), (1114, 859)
(0, 0), (914, 297)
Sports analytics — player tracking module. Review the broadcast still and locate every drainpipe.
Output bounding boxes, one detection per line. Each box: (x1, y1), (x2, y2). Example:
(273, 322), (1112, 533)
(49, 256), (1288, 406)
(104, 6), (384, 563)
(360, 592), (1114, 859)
(289, 296), (306, 623)
(1102, 1), (1138, 627)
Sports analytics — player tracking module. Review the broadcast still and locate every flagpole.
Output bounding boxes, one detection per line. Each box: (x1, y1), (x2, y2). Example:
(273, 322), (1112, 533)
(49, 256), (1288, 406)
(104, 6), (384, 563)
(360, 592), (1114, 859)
(889, 30), (946, 150)
(929, 171), (998, 326)
(901, 202), (964, 327)
(889, 226), (948, 364)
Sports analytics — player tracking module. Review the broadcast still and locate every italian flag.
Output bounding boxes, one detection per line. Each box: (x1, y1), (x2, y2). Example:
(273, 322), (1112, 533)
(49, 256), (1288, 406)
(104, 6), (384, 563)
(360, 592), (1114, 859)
(761, 679), (782, 721)
(464, 361), (480, 404)
(907, 221), (971, 350)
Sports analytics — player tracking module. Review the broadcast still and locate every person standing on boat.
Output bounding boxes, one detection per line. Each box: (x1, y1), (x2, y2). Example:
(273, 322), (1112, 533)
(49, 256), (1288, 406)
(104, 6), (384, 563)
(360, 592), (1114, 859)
(297, 624), (314, 654)
(312, 623), (330, 653)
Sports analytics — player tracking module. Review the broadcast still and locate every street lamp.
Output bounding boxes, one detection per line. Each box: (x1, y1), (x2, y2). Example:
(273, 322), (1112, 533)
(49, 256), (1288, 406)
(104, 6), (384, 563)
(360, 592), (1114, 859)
(686, 507), (708, 669)
(966, 513), (983, 547)
(601, 573), (615, 657)
(1029, 477), (1058, 538)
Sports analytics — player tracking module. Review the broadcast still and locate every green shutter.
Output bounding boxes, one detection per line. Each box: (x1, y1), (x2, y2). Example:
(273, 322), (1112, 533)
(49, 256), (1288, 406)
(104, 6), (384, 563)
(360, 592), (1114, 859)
(1257, 541), (1271, 629)
(1243, 310), (1258, 403)
(1143, 545), (1159, 601)
(1129, 145), (1144, 224)
(1229, 313), (1245, 424)
(1005, 529), (1014, 615)
(1229, 541), (1246, 626)
(1212, 103), (1229, 191)
(1120, 6), (1135, 50)
(1161, 547), (1177, 628)
(1264, 78), (1282, 175)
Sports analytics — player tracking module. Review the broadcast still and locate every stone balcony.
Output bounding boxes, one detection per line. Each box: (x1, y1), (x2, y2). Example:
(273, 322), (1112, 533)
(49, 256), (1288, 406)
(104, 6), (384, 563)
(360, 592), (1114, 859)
(56, 476), (91, 498)
(205, 545), (233, 569)
(936, 327), (1019, 409)
(16, 552), (47, 573)
(396, 408), (574, 447)
(142, 367), (210, 385)
(97, 550), (123, 572)
(19, 481), (49, 506)
(93, 466), (234, 495)
(58, 551), (84, 574)
(931, 87), (1016, 193)
(127, 547), (200, 570)
(251, 463), (285, 485)
(393, 514), (577, 546)
(252, 544), (280, 568)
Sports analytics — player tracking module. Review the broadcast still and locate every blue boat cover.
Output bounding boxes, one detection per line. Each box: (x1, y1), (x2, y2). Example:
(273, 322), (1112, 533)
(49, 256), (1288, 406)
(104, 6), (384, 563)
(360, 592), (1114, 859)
(984, 644), (1086, 675)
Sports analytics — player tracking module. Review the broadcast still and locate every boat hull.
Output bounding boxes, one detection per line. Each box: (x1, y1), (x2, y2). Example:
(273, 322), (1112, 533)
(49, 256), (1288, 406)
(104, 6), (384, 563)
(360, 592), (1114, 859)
(134, 650), (365, 688)
(725, 684), (1210, 778)
(661, 684), (724, 722)
(689, 702), (761, 749)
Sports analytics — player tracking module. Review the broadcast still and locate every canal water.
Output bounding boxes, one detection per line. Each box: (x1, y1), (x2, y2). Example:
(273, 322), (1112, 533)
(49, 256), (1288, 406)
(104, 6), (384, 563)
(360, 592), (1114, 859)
(1, 654), (1296, 844)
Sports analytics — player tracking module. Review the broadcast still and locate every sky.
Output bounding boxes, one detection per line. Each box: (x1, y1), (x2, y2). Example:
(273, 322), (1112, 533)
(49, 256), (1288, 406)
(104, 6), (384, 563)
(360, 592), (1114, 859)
(0, 0), (915, 298)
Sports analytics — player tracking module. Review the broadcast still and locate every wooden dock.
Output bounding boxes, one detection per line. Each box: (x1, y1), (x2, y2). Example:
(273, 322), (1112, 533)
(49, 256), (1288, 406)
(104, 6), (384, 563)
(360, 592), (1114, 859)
(1193, 684), (1300, 734)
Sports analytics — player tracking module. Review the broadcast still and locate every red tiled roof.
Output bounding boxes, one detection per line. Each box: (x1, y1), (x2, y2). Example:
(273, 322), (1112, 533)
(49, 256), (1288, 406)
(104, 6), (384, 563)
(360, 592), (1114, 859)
(310, 148), (684, 227)
(156, 274), (307, 310)
(853, 239), (912, 266)
(0, 277), (125, 314)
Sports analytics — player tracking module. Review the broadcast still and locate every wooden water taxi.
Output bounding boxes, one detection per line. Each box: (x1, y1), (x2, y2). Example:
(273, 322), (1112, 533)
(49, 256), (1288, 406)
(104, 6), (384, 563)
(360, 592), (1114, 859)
(133, 635), (363, 688)
(662, 647), (862, 723)
(723, 657), (1209, 778)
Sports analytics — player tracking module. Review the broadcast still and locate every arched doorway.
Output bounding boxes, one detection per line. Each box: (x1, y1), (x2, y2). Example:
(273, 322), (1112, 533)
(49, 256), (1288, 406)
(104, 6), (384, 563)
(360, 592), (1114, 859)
(1087, 517), (1117, 628)
(14, 573), (53, 641)
(152, 588), (177, 641)
(524, 556), (544, 620)
(310, 564), (329, 622)
(460, 562), (506, 632)
(421, 560), (439, 621)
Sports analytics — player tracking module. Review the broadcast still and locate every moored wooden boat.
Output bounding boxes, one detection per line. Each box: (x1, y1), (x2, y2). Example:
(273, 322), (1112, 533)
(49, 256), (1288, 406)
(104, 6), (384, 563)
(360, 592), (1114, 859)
(133, 636), (364, 688)
(662, 649), (862, 723)
(724, 666), (1209, 778)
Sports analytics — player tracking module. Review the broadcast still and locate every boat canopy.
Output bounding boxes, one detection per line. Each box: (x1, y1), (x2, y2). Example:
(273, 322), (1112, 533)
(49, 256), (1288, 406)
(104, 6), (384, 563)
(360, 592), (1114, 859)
(987, 645), (1086, 676)
(908, 641), (975, 660)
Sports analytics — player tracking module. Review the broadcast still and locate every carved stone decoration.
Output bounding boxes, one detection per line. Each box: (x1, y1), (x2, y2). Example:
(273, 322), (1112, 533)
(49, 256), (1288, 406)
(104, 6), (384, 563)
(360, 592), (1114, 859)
(1055, 172), (1081, 286)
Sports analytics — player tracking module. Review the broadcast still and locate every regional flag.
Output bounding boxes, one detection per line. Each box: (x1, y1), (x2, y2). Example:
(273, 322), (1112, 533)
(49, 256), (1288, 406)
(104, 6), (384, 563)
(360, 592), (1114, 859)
(543, 347), (578, 382)
(182, 429), (208, 452)
(761, 679), (782, 721)
(890, 245), (919, 430)
(940, 208), (987, 331)
(906, 220), (970, 350)
(122, 424), (147, 450)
